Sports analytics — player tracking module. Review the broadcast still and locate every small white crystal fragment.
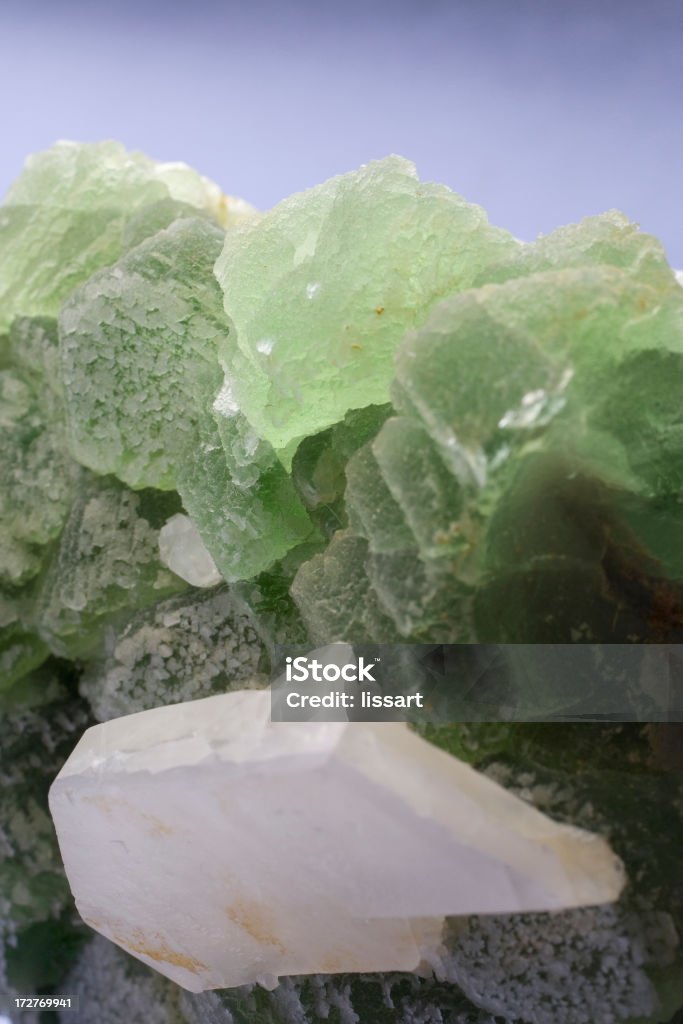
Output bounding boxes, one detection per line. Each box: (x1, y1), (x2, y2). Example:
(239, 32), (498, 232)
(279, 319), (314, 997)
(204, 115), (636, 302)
(158, 514), (223, 588)
(49, 691), (625, 992)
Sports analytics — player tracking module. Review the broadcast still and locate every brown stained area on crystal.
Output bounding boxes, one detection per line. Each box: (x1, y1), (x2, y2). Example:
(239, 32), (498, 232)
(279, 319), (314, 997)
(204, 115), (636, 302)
(82, 794), (122, 818)
(82, 794), (175, 837)
(318, 954), (348, 973)
(225, 899), (287, 953)
(113, 928), (208, 974)
(138, 812), (175, 837)
(317, 928), (420, 975)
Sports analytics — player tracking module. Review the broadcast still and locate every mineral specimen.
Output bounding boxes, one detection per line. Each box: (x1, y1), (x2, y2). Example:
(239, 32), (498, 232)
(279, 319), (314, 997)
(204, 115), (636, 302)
(1, 140), (683, 1023)
(49, 691), (624, 992)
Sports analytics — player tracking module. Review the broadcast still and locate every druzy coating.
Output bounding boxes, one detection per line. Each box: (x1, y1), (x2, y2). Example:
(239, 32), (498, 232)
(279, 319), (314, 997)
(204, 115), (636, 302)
(60, 218), (229, 491)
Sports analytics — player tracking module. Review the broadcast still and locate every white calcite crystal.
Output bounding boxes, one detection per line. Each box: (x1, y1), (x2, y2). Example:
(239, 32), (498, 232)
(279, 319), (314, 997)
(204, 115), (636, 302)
(158, 513), (223, 588)
(49, 690), (625, 992)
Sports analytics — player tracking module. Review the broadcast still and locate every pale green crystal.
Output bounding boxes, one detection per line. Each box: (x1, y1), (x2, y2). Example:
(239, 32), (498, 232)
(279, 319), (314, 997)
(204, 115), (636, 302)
(392, 266), (668, 480)
(60, 217), (229, 490)
(0, 141), (249, 332)
(0, 367), (76, 585)
(0, 591), (49, 696)
(58, 202), (314, 579)
(293, 260), (683, 645)
(479, 210), (679, 290)
(291, 404), (392, 536)
(371, 417), (466, 561)
(213, 155), (518, 465)
(121, 198), (216, 252)
(55, 193), (315, 580)
(8, 316), (62, 397)
(345, 439), (415, 553)
(175, 407), (317, 582)
(343, 439), (471, 640)
(290, 530), (400, 642)
(35, 475), (185, 658)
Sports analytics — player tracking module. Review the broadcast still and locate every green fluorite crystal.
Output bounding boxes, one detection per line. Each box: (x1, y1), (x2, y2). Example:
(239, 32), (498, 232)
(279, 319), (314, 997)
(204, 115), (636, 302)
(35, 474), (185, 659)
(60, 216), (229, 491)
(0, 140), (251, 334)
(213, 155), (518, 465)
(1, 141), (683, 1022)
(0, 596), (49, 698)
(0, 366), (76, 586)
(293, 256), (683, 645)
(174, 404), (316, 582)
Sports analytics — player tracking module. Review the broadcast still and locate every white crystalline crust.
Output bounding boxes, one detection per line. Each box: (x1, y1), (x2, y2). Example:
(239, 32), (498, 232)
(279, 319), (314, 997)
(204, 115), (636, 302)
(49, 690), (625, 993)
(79, 589), (267, 723)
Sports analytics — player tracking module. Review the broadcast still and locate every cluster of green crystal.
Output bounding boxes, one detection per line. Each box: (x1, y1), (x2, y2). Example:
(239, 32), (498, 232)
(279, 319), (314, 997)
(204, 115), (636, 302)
(1, 141), (682, 1023)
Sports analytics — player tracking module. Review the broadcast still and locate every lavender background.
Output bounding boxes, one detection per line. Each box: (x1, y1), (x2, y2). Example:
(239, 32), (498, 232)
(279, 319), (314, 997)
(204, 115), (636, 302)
(1, 0), (681, 264)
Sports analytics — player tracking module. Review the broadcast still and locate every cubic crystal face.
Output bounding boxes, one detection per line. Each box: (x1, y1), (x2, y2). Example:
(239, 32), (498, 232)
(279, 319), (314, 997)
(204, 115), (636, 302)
(49, 690), (624, 993)
(213, 155), (518, 465)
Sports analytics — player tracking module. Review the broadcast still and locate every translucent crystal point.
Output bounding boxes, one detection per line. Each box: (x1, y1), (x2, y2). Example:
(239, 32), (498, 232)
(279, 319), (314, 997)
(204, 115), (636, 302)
(49, 691), (625, 992)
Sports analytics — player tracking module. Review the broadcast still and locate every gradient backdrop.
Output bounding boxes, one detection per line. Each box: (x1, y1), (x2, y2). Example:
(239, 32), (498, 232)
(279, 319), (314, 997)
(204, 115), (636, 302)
(2, 0), (682, 264)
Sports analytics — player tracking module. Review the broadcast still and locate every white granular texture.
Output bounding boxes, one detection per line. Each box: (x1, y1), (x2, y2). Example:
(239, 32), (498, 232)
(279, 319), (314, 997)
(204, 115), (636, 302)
(81, 588), (268, 721)
(61, 935), (184, 1024)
